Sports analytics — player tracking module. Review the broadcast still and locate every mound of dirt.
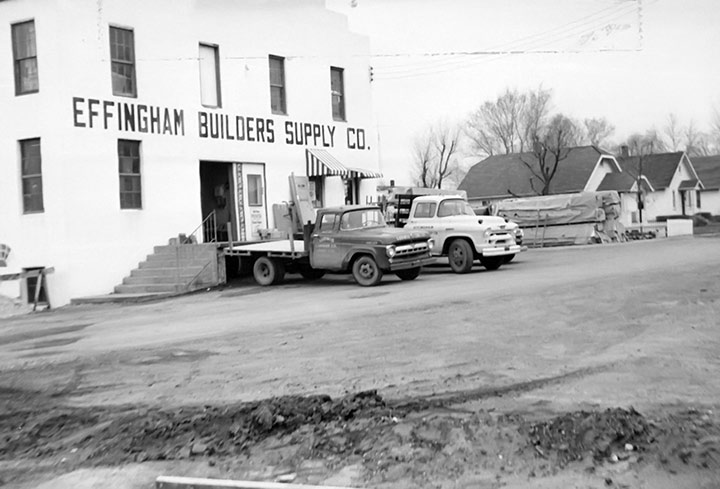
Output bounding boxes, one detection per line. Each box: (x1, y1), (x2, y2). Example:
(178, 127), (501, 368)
(1, 388), (718, 487)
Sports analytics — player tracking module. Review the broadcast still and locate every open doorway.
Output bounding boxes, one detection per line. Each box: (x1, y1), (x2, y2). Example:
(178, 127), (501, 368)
(200, 161), (236, 242)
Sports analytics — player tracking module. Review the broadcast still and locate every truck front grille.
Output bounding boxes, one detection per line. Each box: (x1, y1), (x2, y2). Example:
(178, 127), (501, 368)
(394, 241), (429, 259)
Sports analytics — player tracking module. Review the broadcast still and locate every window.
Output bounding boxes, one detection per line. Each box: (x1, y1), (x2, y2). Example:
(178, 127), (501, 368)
(319, 213), (338, 232)
(109, 26), (136, 97)
(20, 138), (43, 213)
(247, 175), (262, 206)
(438, 199), (475, 217)
(118, 140), (141, 209)
(413, 202), (436, 219)
(697, 190), (702, 208)
(331, 67), (345, 121)
(12, 20), (39, 95)
(269, 55), (286, 114)
(199, 43), (221, 107)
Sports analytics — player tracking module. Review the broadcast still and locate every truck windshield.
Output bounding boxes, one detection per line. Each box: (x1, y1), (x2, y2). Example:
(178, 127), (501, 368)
(437, 199), (476, 217)
(340, 208), (386, 230)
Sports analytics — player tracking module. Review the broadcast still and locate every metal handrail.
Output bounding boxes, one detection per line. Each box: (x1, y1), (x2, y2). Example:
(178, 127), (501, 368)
(183, 210), (217, 244)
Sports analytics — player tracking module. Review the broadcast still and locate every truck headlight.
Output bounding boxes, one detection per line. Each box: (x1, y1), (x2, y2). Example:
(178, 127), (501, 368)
(386, 245), (396, 258)
(427, 238), (435, 251)
(483, 228), (492, 238)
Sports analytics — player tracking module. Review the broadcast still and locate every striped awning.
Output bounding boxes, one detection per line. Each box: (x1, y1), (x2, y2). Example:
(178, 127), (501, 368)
(306, 149), (348, 177)
(306, 149), (383, 179)
(348, 167), (383, 179)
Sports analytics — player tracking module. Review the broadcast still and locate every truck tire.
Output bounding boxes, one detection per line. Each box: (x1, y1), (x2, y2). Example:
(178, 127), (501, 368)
(448, 239), (474, 273)
(395, 267), (421, 281)
(299, 264), (325, 280)
(481, 256), (503, 271)
(253, 257), (285, 285)
(352, 255), (383, 286)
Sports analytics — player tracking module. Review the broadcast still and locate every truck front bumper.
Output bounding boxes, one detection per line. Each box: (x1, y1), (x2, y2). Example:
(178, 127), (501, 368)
(480, 244), (522, 257)
(387, 255), (436, 272)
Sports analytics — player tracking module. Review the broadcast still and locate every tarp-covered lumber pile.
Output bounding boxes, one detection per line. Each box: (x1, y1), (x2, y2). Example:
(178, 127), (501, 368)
(496, 191), (625, 247)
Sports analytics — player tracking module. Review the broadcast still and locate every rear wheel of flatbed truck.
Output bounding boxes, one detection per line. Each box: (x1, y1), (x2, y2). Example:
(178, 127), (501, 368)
(352, 255), (383, 286)
(253, 256), (286, 285)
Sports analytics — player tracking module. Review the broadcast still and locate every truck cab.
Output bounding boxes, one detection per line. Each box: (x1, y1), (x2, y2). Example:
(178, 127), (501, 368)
(403, 195), (522, 273)
(308, 205), (435, 286)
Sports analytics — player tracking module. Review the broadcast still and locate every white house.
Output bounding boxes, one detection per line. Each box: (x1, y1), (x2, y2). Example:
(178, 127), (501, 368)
(691, 155), (720, 216)
(0, 0), (382, 306)
(616, 151), (703, 223)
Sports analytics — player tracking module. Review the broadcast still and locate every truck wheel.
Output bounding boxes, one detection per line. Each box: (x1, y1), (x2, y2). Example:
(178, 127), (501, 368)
(352, 255), (383, 286)
(503, 254), (515, 264)
(253, 257), (285, 285)
(395, 267), (421, 281)
(299, 264), (325, 280)
(482, 256), (503, 271)
(448, 239), (474, 273)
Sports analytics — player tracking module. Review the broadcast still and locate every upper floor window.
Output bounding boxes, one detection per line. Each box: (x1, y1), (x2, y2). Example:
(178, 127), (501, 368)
(269, 55), (286, 115)
(199, 43), (221, 108)
(118, 140), (142, 209)
(12, 20), (39, 95)
(331, 67), (345, 121)
(109, 26), (136, 97)
(20, 138), (43, 213)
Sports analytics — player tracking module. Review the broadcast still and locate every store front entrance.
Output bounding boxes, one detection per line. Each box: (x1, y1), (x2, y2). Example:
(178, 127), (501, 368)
(199, 161), (267, 242)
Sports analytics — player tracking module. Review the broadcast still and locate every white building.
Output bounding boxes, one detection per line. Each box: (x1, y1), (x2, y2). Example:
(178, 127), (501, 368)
(0, 0), (382, 306)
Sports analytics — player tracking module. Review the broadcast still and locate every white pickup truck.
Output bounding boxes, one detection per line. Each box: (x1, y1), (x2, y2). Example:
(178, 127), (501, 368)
(401, 194), (523, 272)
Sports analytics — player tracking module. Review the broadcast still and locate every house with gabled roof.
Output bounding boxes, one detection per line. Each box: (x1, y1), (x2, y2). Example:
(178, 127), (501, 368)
(691, 155), (720, 216)
(458, 146), (622, 205)
(615, 151), (703, 222)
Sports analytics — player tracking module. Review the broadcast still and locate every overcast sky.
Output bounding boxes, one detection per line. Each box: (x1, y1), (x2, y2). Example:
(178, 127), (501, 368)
(326, 0), (720, 185)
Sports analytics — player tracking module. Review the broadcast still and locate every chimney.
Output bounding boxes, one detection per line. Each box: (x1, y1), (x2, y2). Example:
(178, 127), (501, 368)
(621, 145), (629, 158)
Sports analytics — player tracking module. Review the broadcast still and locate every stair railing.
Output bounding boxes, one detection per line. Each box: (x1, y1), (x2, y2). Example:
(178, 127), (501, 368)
(182, 210), (217, 244)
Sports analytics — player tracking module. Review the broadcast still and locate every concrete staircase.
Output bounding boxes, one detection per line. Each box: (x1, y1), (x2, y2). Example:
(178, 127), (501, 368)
(114, 243), (223, 295)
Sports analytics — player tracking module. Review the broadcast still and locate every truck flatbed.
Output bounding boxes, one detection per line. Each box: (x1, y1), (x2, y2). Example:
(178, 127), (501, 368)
(224, 239), (307, 259)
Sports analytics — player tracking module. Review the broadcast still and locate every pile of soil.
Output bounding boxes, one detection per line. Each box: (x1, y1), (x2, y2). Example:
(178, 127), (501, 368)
(1, 387), (718, 487)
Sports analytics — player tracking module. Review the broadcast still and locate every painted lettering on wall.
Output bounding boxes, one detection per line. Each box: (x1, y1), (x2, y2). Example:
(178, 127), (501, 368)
(72, 97), (185, 136)
(71, 98), (369, 150)
(198, 112), (275, 143)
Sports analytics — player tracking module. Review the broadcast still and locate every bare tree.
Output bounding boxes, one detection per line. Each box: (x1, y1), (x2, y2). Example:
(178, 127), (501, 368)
(412, 129), (434, 188)
(664, 113), (683, 151)
(519, 87), (553, 151)
(412, 122), (463, 189)
(466, 87), (552, 156)
(519, 114), (583, 196)
(583, 117), (614, 148)
(711, 107), (720, 150)
(684, 119), (706, 156)
(621, 129), (667, 155)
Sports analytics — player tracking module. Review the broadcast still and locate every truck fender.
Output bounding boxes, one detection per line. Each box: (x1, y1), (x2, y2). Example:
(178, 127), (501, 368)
(343, 248), (381, 272)
(441, 235), (478, 256)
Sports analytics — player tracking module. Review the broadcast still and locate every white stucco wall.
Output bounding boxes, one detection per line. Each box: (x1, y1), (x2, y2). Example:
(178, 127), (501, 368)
(698, 190), (720, 216)
(0, 0), (380, 306)
(642, 156), (697, 222)
(584, 157), (620, 192)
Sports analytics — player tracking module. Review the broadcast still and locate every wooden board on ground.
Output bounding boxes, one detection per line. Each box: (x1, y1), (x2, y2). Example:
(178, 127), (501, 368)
(156, 475), (354, 489)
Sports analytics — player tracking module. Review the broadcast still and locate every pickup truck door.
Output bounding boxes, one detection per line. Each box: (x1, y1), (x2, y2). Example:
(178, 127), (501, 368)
(310, 213), (342, 270)
(405, 201), (442, 254)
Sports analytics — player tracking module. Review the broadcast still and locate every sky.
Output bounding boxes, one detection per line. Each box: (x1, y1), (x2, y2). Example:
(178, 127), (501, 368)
(325, 0), (720, 186)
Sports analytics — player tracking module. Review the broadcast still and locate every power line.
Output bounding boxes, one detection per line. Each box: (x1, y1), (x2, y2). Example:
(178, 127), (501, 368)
(374, 3), (639, 80)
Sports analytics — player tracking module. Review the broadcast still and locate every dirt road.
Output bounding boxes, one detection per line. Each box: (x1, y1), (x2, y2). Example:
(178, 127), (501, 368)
(1, 236), (719, 488)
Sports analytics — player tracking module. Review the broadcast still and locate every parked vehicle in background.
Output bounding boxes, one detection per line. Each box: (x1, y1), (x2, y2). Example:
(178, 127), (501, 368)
(397, 194), (522, 272)
(226, 205), (435, 286)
